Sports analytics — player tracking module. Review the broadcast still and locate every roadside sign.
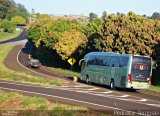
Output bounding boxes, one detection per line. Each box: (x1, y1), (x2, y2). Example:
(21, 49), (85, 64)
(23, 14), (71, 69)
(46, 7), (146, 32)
(68, 57), (76, 66)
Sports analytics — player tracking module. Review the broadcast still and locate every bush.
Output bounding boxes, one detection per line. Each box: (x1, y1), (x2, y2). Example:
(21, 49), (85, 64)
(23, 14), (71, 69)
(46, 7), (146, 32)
(1, 20), (15, 33)
(0, 19), (3, 32)
(11, 15), (26, 26)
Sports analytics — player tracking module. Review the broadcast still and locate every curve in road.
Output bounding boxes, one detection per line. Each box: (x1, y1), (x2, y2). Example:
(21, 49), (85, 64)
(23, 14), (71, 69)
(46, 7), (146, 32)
(0, 29), (27, 45)
(1, 29), (160, 112)
(0, 80), (160, 112)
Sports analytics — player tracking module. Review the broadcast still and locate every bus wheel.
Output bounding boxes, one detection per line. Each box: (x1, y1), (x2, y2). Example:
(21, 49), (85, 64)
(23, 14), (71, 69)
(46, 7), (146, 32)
(86, 77), (89, 84)
(110, 80), (115, 90)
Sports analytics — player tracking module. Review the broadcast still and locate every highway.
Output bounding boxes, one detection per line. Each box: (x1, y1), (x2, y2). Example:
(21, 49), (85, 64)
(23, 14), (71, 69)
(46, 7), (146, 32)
(0, 30), (160, 113)
(0, 80), (160, 111)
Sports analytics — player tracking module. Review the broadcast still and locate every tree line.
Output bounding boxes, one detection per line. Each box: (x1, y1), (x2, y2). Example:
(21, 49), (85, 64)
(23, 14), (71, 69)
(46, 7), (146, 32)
(0, 0), (28, 33)
(27, 11), (160, 69)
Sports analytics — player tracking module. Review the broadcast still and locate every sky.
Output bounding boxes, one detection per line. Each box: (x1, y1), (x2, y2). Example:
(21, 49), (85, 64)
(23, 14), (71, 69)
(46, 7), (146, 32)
(14, 0), (160, 17)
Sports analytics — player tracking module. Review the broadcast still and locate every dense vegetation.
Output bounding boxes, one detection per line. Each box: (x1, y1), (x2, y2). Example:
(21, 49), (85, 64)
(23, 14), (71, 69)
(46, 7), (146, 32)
(0, 0), (28, 33)
(27, 12), (160, 69)
(0, 0), (28, 21)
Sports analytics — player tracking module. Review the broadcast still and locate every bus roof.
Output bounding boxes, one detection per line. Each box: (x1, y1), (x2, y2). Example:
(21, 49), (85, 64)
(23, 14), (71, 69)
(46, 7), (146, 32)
(85, 52), (151, 58)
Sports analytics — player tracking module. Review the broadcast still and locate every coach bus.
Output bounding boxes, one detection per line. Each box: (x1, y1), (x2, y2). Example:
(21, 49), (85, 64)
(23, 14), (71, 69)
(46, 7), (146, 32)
(79, 52), (152, 90)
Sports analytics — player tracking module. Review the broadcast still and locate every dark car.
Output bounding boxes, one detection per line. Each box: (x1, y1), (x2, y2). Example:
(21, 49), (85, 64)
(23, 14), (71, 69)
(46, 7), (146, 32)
(26, 59), (41, 68)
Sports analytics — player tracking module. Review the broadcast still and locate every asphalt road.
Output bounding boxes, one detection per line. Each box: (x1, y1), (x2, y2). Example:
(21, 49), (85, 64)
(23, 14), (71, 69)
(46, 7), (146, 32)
(1, 30), (160, 113)
(0, 80), (160, 112)
(0, 29), (27, 45)
(18, 42), (70, 78)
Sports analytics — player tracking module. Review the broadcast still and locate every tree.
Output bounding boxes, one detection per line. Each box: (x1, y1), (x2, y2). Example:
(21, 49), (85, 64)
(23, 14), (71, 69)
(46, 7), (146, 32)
(83, 18), (103, 37)
(151, 12), (160, 19)
(1, 20), (15, 33)
(0, 0), (15, 19)
(89, 12), (98, 21)
(37, 14), (50, 19)
(55, 31), (88, 60)
(11, 15), (26, 25)
(16, 3), (29, 20)
(0, 0), (28, 20)
(101, 12), (160, 67)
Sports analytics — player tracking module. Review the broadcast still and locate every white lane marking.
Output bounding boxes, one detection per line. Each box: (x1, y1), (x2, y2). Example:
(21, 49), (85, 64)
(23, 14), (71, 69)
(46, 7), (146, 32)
(0, 81), (57, 89)
(61, 85), (88, 88)
(0, 87), (132, 112)
(16, 43), (56, 78)
(12, 37), (160, 102)
(61, 87), (113, 94)
(119, 95), (130, 98)
(118, 98), (148, 102)
(0, 81), (160, 108)
(63, 87), (99, 91)
(90, 91), (113, 94)
(139, 99), (148, 102)
(61, 87), (89, 90)
(86, 88), (99, 91)
(58, 88), (160, 108)
(16, 43), (87, 88)
(76, 91), (92, 93)
(147, 104), (160, 107)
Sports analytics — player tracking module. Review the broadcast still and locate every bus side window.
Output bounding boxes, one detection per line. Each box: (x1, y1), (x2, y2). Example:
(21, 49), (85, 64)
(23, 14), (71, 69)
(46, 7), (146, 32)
(105, 62), (108, 66)
(81, 61), (86, 70)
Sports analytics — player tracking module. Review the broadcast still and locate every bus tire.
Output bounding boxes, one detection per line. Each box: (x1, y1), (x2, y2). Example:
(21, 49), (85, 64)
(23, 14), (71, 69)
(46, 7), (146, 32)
(86, 76), (90, 84)
(110, 80), (115, 90)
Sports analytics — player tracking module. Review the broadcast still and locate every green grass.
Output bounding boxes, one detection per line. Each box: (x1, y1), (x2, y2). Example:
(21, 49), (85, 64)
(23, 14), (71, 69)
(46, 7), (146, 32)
(0, 90), (18, 105)
(0, 30), (22, 42)
(0, 89), (90, 114)
(0, 44), (62, 86)
(0, 44), (102, 115)
(146, 69), (160, 93)
(147, 85), (160, 93)
(22, 97), (48, 108)
(52, 68), (80, 77)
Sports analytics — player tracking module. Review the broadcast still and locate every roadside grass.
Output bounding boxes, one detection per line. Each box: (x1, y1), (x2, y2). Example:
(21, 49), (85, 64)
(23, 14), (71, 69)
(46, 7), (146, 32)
(50, 67), (80, 77)
(37, 51), (80, 77)
(0, 90), (108, 115)
(0, 89), (107, 116)
(146, 69), (160, 93)
(21, 96), (87, 111)
(0, 34), (106, 116)
(0, 44), (62, 86)
(0, 30), (22, 42)
(0, 90), (91, 115)
(37, 49), (160, 94)
(147, 85), (160, 93)
(0, 90), (18, 107)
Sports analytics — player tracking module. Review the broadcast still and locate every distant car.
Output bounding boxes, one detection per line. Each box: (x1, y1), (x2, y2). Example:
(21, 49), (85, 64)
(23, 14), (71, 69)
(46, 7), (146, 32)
(26, 59), (41, 68)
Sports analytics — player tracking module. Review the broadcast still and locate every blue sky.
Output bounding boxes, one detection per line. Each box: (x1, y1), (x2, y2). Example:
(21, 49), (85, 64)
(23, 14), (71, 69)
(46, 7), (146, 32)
(14, 0), (160, 17)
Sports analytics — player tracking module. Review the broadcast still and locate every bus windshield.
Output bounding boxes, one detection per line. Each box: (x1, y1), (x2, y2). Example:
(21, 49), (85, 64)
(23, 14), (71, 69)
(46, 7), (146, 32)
(131, 56), (151, 82)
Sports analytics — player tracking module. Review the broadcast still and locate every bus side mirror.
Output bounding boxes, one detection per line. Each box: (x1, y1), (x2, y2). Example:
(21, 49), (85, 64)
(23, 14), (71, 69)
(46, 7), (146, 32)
(79, 59), (85, 66)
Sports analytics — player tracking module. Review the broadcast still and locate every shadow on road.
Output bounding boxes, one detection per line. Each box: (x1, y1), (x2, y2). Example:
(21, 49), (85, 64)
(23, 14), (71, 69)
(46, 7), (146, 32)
(20, 41), (137, 93)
